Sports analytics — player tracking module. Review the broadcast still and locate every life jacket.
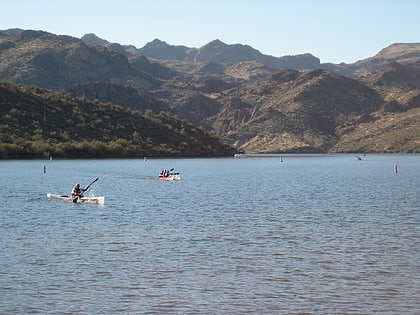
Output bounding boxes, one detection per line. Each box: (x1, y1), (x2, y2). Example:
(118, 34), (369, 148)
(72, 186), (82, 196)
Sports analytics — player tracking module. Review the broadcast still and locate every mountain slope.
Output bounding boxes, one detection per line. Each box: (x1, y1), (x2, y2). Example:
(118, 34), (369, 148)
(207, 70), (384, 152)
(341, 43), (420, 76)
(0, 81), (235, 158)
(0, 30), (159, 91)
(331, 107), (420, 153)
(146, 67), (419, 153)
(211, 67), (420, 153)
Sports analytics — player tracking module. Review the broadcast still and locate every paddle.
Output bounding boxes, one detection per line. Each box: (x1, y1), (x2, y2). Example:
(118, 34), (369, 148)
(84, 177), (99, 191)
(73, 178), (99, 203)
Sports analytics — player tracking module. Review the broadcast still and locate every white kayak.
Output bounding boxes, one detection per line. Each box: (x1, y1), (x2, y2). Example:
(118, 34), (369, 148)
(47, 193), (105, 205)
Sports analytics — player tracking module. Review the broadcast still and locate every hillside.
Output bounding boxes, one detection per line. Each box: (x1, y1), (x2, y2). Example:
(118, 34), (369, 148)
(0, 81), (235, 158)
(209, 70), (384, 152)
(1, 29), (419, 154)
(135, 67), (419, 153)
(345, 43), (420, 76)
(0, 29), (161, 91)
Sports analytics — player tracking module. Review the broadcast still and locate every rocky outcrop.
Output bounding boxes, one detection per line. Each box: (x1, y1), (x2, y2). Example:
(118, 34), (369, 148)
(0, 30), (159, 91)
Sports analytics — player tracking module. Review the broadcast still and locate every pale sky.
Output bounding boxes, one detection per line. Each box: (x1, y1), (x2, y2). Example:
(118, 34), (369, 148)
(1, 0), (418, 64)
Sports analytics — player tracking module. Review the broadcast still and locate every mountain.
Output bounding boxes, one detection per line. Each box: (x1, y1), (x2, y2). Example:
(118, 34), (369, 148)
(81, 35), (321, 71)
(361, 60), (420, 89)
(0, 29), (159, 91)
(0, 81), (235, 158)
(1, 29), (419, 154)
(81, 33), (139, 57)
(80, 33), (110, 46)
(138, 38), (191, 60)
(82, 34), (420, 78)
(185, 39), (321, 70)
(338, 43), (420, 76)
(126, 38), (322, 71)
(136, 65), (419, 153)
(208, 68), (419, 153)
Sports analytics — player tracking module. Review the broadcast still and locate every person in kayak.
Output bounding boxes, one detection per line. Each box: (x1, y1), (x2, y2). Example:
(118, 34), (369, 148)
(71, 183), (86, 198)
(159, 169), (169, 177)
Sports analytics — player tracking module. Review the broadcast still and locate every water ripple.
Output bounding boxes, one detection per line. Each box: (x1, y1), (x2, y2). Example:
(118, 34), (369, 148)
(0, 155), (419, 314)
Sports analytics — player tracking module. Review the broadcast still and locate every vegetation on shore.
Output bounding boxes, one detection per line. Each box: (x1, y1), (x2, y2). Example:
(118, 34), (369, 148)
(0, 81), (236, 159)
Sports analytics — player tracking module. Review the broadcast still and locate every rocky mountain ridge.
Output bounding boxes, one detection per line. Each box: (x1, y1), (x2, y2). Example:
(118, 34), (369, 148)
(81, 33), (420, 77)
(82, 34), (321, 70)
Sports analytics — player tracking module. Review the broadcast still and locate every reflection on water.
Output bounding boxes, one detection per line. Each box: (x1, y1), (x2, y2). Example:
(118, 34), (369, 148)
(0, 154), (419, 314)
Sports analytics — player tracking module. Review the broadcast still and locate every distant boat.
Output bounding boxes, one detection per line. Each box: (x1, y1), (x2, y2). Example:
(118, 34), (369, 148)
(158, 173), (181, 181)
(234, 152), (249, 158)
(158, 169), (181, 180)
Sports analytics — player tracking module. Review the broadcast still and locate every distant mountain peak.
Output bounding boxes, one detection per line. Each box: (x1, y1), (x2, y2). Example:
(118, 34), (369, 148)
(143, 38), (170, 49)
(204, 39), (226, 47)
(138, 39), (190, 60)
(375, 42), (420, 59)
(81, 33), (110, 45)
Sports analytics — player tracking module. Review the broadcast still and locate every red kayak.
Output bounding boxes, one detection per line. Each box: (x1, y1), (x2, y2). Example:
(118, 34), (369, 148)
(158, 173), (181, 180)
(158, 168), (181, 180)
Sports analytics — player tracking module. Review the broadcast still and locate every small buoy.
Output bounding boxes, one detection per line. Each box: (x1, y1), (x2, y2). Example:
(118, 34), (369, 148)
(144, 157), (147, 161)
(394, 164), (398, 173)
(43, 165), (46, 173)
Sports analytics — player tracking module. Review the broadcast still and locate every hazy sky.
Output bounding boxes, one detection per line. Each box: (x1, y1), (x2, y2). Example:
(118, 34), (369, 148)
(1, 0), (418, 63)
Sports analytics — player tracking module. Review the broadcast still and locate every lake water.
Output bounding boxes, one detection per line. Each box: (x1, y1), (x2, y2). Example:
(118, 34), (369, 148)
(0, 154), (419, 314)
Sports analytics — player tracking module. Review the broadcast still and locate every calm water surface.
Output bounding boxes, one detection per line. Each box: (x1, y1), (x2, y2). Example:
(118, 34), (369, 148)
(0, 154), (419, 314)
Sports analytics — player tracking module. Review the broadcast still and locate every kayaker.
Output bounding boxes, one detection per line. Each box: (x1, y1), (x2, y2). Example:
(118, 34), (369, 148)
(159, 169), (169, 177)
(71, 183), (86, 198)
